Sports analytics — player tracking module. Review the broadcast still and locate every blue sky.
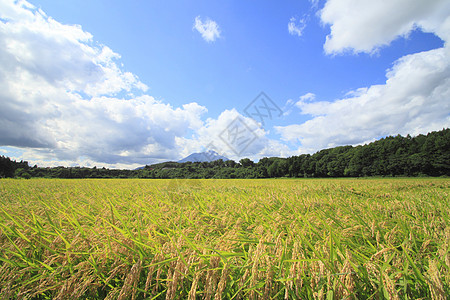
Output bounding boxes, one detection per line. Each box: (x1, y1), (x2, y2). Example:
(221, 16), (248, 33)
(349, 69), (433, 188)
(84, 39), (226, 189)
(0, 0), (449, 168)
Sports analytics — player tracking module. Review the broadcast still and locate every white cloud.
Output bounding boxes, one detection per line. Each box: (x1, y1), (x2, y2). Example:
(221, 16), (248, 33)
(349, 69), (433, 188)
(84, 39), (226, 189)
(321, 0), (450, 54)
(298, 92), (316, 103)
(176, 109), (295, 161)
(288, 17), (307, 37)
(277, 46), (450, 152)
(184, 109), (266, 159)
(274, 0), (450, 153)
(309, 0), (319, 9)
(0, 1), (295, 168)
(193, 16), (221, 43)
(0, 0), (291, 167)
(282, 99), (295, 116)
(0, 0), (207, 167)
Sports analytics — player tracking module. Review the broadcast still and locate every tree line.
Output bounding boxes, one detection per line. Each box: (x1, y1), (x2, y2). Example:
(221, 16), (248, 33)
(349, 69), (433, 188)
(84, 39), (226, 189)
(1, 128), (449, 179)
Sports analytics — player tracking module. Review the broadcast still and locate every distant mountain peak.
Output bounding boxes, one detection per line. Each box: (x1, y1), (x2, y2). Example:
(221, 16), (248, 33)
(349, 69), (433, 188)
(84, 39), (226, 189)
(178, 150), (229, 163)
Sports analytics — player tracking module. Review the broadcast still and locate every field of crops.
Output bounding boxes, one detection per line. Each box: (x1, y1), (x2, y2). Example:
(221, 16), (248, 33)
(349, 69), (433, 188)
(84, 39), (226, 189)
(0, 178), (448, 299)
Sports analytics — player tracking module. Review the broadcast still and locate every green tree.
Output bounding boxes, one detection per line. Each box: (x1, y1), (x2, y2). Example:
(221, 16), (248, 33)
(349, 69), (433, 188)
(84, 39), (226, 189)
(239, 158), (254, 168)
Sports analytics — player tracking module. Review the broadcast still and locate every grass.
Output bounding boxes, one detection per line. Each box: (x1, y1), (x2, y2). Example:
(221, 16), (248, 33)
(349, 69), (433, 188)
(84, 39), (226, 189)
(0, 178), (449, 299)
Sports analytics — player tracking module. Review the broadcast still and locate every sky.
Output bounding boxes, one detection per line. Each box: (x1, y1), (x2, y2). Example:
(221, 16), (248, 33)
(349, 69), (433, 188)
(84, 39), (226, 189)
(0, 0), (449, 169)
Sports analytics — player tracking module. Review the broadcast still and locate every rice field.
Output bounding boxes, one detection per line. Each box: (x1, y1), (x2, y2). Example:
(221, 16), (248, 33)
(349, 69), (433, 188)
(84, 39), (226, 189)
(0, 178), (449, 299)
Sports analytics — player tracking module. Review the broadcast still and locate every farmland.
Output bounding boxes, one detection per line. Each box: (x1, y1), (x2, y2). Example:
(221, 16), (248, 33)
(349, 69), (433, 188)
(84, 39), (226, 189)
(0, 178), (449, 299)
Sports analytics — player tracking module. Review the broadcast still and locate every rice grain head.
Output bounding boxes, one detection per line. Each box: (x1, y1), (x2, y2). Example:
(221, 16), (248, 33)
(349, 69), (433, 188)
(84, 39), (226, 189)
(214, 263), (230, 300)
(118, 259), (142, 300)
(382, 270), (399, 300)
(427, 260), (445, 300)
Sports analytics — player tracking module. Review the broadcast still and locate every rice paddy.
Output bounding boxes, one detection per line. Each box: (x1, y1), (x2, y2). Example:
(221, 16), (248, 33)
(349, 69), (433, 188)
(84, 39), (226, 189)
(0, 178), (449, 299)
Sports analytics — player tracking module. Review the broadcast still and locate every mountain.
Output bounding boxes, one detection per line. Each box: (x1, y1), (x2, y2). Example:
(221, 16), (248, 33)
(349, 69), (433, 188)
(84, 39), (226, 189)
(178, 150), (229, 163)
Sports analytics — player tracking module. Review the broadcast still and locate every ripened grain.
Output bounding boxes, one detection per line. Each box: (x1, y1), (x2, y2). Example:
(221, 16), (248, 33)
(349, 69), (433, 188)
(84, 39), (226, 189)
(0, 178), (448, 299)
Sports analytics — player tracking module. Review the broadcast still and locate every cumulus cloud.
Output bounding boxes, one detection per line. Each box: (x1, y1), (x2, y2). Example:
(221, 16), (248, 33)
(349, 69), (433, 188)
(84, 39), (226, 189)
(0, 0), (290, 167)
(176, 109), (294, 161)
(288, 17), (307, 37)
(297, 93), (316, 104)
(321, 0), (450, 54)
(277, 47), (450, 152)
(182, 109), (265, 159)
(193, 16), (221, 43)
(0, 0), (207, 167)
(276, 0), (450, 152)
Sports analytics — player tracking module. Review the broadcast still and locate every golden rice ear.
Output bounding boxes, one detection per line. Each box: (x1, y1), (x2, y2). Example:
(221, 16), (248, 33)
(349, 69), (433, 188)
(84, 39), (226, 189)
(188, 270), (200, 300)
(117, 259), (142, 300)
(437, 228), (450, 271)
(104, 287), (121, 300)
(263, 257), (275, 299)
(144, 254), (160, 297)
(204, 256), (221, 300)
(427, 260), (446, 300)
(382, 271), (400, 300)
(166, 255), (190, 300)
(214, 263), (230, 300)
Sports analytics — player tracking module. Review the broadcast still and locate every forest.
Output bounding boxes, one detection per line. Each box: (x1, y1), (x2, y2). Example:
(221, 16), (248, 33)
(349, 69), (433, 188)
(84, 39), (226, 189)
(1, 128), (449, 179)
